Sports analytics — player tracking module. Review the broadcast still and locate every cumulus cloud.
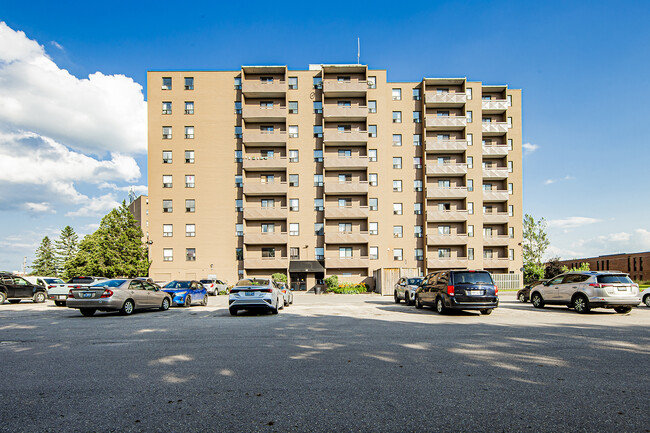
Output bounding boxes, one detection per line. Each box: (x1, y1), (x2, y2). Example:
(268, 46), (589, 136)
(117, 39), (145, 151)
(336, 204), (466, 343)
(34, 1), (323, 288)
(547, 216), (602, 229)
(548, 228), (650, 260)
(0, 21), (146, 155)
(24, 202), (56, 214)
(98, 182), (148, 195)
(522, 142), (539, 154)
(66, 193), (120, 217)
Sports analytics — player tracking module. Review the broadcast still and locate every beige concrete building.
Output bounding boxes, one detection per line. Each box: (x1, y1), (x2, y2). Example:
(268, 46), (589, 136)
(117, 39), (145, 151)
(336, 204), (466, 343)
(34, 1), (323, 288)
(128, 195), (149, 242)
(146, 65), (523, 290)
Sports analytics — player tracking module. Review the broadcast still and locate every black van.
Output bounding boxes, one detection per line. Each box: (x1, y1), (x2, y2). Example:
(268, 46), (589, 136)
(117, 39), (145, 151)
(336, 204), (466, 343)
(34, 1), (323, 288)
(415, 270), (498, 315)
(0, 272), (47, 304)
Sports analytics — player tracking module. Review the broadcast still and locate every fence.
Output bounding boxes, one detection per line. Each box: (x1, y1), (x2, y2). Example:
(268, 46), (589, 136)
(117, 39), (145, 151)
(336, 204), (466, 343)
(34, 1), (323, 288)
(492, 273), (522, 290)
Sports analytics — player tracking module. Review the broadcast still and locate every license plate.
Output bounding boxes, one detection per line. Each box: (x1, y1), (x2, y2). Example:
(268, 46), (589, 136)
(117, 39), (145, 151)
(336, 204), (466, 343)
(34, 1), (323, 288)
(467, 290), (483, 296)
(82, 292), (93, 298)
(57, 295), (67, 300)
(245, 291), (255, 296)
(617, 287), (627, 291)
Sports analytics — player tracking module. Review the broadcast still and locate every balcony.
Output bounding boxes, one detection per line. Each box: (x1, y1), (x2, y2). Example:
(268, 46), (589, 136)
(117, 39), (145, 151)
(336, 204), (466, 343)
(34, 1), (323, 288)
(322, 80), (368, 97)
(243, 207), (288, 220)
(425, 116), (467, 130)
(426, 210), (468, 222)
(427, 257), (468, 269)
(424, 92), (467, 107)
(425, 163), (468, 177)
(426, 187), (468, 199)
(325, 232), (369, 244)
(243, 182), (288, 196)
(323, 156), (369, 170)
(243, 232), (288, 245)
(324, 206), (369, 219)
(482, 167), (509, 180)
(426, 234), (469, 246)
(482, 122), (509, 135)
(241, 80), (286, 98)
(482, 257), (510, 268)
(483, 235), (510, 246)
(483, 190), (509, 202)
(481, 99), (508, 113)
(242, 157), (287, 171)
(242, 130), (287, 146)
(323, 130), (368, 145)
(244, 257), (289, 269)
(482, 212), (509, 224)
(324, 181), (369, 195)
(242, 106), (287, 122)
(325, 256), (369, 269)
(323, 105), (368, 121)
(425, 140), (468, 153)
(482, 144), (509, 156)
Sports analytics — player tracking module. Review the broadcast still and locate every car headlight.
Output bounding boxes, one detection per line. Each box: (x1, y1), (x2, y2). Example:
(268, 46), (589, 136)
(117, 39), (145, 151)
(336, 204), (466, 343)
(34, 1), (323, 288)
(176, 291), (188, 297)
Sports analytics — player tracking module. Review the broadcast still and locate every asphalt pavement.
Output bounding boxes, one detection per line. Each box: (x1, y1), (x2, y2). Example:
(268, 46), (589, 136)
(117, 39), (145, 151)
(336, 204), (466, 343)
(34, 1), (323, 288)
(0, 293), (648, 432)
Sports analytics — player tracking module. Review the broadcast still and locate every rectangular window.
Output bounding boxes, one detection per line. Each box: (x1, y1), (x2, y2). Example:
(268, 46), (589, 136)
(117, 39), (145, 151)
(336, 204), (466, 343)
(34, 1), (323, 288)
(508, 161), (513, 173)
(368, 100), (377, 113)
(337, 76), (351, 83)
(235, 199), (243, 211)
(162, 175), (172, 188)
(233, 76), (241, 89)
(163, 224), (173, 237)
(437, 88), (449, 94)
(394, 249), (403, 261)
(392, 180), (402, 192)
(467, 156), (473, 169)
(508, 139), (513, 150)
(392, 88), (402, 100)
(393, 226), (403, 238)
(468, 248), (474, 260)
(289, 125), (299, 138)
(468, 202), (474, 215)
(413, 134), (421, 146)
(339, 247), (353, 258)
(508, 117), (513, 128)
(413, 88), (421, 101)
(508, 183), (514, 195)
(185, 101), (194, 114)
(235, 126), (242, 138)
(509, 249), (515, 261)
(163, 248), (173, 261)
(290, 223), (299, 236)
(415, 248), (423, 261)
(184, 126), (194, 139)
(184, 77), (194, 90)
(393, 157), (402, 169)
(289, 174), (299, 187)
(369, 173), (378, 186)
(260, 199), (274, 208)
(337, 100), (351, 107)
(315, 247), (324, 260)
(438, 180), (451, 188)
(313, 199), (323, 211)
(369, 198), (378, 211)
(392, 134), (402, 146)
(162, 126), (172, 139)
(509, 227), (514, 238)
(313, 101), (322, 113)
(338, 198), (351, 207)
(370, 247), (379, 260)
(392, 111), (402, 123)
(313, 174), (323, 186)
(262, 248), (276, 258)
(260, 100), (274, 109)
(162, 151), (172, 164)
(262, 223), (275, 233)
(438, 225), (451, 235)
(368, 125), (377, 138)
(466, 111), (472, 123)
(482, 117), (492, 123)
(414, 226), (423, 238)
(290, 198), (299, 211)
(393, 203), (403, 215)
(367, 76), (376, 89)
(508, 205), (514, 217)
(338, 173), (351, 183)
(413, 157), (422, 169)
(467, 179), (473, 192)
(234, 101), (241, 114)
(288, 149), (299, 162)
(163, 200), (173, 213)
(507, 95), (512, 106)
(185, 175), (195, 188)
(260, 76), (274, 83)
(290, 247), (300, 260)
(339, 223), (352, 233)
(234, 150), (242, 163)
(186, 248), (196, 261)
(414, 203), (422, 215)
(369, 222), (378, 235)
(235, 175), (243, 188)
(438, 248), (451, 258)
(466, 88), (472, 99)
(288, 76), (298, 89)
(184, 150), (194, 164)
(162, 77), (172, 90)
(313, 76), (322, 89)
(185, 199), (195, 213)
(414, 180), (422, 191)
(289, 101), (298, 114)
(314, 223), (324, 236)
(313, 149), (323, 162)
(413, 111), (421, 123)
(437, 111), (449, 117)
(235, 224), (243, 236)
(186, 224), (195, 237)
(368, 149), (377, 162)
(162, 101), (172, 114)
(468, 225), (474, 237)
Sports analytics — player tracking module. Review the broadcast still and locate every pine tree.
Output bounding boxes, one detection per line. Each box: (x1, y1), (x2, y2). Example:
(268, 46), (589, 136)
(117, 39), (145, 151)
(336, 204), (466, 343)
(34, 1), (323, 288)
(56, 225), (78, 279)
(31, 236), (58, 276)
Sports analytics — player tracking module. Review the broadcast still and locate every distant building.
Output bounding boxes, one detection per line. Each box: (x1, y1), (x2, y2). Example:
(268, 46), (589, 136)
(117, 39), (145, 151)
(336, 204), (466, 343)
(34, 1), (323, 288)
(555, 252), (649, 282)
(128, 195), (149, 243)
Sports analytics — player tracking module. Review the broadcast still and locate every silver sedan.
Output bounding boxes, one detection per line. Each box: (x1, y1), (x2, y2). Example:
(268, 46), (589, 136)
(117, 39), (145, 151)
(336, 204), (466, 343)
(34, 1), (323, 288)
(67, 279), (172, 316)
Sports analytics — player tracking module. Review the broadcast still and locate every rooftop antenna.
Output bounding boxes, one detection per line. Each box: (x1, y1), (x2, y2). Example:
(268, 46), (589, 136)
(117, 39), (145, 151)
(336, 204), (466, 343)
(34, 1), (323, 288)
(357, 37), (360, 64)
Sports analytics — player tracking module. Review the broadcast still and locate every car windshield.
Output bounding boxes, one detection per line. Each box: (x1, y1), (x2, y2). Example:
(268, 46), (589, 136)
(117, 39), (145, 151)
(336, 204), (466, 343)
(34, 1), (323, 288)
(199, 280), (214, 284)
(236, 278), (269, 286)
(597, 275), (633, 284)
(68, 277), (93, 284)
(44, 278), (65, 284)
(453, 272), (494, 285)
(91, 279), (127, 288)
(407, 278), (422, 285)
(164, 281), (192, 289)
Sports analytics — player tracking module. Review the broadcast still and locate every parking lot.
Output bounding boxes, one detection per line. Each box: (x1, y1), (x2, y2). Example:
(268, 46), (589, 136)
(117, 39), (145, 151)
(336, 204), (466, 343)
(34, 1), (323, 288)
(1, 292), (648, 432)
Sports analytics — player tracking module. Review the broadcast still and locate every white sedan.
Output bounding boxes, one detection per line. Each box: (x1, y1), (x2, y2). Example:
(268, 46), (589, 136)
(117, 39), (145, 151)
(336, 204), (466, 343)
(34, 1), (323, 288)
(228, 278), (283, 316)
(641, 287), (650, 307)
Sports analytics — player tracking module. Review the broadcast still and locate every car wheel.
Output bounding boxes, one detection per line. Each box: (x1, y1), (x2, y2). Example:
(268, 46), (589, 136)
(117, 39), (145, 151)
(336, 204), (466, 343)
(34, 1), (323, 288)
(80, 308), (96, 317)
(614, 306), (632, 314)
(184, 295), (192, 307)
(160, 297), (170, 311)
(33, 291), (46, 303)
(0, 292), (6, 304)
(201, 295), (208, 306)
(8, 299), (21, 304)
(404, 293), (410, 306)
(54, 301), (66, 307)
(480, 309), (493, 315)
(518, 293), (527, 303)
(531, 293), (544, 308)
(644, 295), (650, 308)
(271, 299), (279, 314)
(415, 295), (423, 309)
(394, 291), (400, 303)
(120, 299), (135, 316)
(435, 297), (446, 315)
(229, 308), (238, 316)
(572, 294), (590, 314)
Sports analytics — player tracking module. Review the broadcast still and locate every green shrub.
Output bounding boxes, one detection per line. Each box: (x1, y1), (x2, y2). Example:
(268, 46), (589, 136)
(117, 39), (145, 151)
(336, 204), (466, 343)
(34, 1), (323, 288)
(272, 273), (287, 283)
(217, 290), (229, 295)
(327, 281), (368, 294)
(324, 275), (338, 292)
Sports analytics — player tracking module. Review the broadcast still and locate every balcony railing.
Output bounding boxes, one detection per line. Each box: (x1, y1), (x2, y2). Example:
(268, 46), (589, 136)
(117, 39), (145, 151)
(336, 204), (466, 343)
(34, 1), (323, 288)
(324, 256), (370, 268)
(482, 190), (509, 202)
(242, 130), (287, 145)
(243, 181), (288, 196)
(425, 140), (468, 153)
(426, 210), (468, 222)
(482, 211), (509, 224)
(482, 144), (509, 156)
(324, 181), (369, 195)
(324, 232), (369, 244)
(427, 257), (468, 269)
(323, 130), (368, 144)
(242, 157), (288, 171)
(482, 167), (509, 180)
(482, 122), (509, 134)
(425, 116), (467, 130)
(426, 234), (469, 246)
(244, 257), (289, 269)
(243, 232), (288, 245)
(242, 106), (287, 122)
(322, 105), (368, 121)
(323, 156), (369, 170)
(481, 99), (508, 112)
(482, 257), (510, 268)
(483, 235), (511, 246)
(425, 163), (468, 176)
(241, 80), (286, 96)
(322, 80), (368, 96)
(424, 92), (467, 106)
(426, 187), (468, 199)
(324, 206), (369, 219)
(243, 207), (288, 220)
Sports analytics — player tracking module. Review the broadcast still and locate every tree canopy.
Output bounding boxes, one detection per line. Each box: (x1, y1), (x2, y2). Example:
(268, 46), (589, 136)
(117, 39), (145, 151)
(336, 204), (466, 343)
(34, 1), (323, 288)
(31, 236), (57, 276)
(55, 225), (79, 279)
(523, 214), (550, 283)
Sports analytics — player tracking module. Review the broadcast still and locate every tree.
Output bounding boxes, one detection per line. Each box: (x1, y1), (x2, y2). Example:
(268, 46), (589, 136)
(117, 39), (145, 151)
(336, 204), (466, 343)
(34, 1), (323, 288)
(561, 262), (590, 273)
(55, 225), (78, 279)
(544, 257), (563, 279)
(523, 214), (550, 283)
(272, 273), (287, 283)
(67, 201), (150, 278)
(31, 236), (58, 276)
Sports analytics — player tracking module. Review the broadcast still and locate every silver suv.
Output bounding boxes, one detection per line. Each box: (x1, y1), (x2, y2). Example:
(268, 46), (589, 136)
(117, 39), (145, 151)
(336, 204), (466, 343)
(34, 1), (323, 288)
(530, 271), (640, 314)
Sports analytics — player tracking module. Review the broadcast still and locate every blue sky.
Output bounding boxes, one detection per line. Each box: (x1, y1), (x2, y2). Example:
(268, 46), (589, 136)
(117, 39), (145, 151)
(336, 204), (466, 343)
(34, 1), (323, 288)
(1, 0), (649, 272)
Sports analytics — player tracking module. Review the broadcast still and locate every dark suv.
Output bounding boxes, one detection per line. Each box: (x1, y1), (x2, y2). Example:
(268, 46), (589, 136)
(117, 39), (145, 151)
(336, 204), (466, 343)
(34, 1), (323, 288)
(0, 272), (47, 304)
(415, 270), (498, 315)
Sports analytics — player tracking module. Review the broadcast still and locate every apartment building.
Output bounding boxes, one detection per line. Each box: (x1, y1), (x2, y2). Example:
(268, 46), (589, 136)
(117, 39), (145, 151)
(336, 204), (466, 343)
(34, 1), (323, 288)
(146, 65), (523, 289)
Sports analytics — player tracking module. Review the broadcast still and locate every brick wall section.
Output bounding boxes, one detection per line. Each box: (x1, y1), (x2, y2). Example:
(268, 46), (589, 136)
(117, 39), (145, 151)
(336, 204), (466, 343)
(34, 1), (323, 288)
(554, 251), (650, 282)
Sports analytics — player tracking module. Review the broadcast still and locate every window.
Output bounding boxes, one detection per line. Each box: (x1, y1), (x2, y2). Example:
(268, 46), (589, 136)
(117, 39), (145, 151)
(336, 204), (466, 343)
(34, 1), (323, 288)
(437, 88), (449, 94)
(162, 175), (172, 188)
(338, 124), (351, 132)
(314, 199), (323, 211)
(414, 180), (422, 191)
(236, 224), (243, 236)
(184, 126), (194, 139)
(235, 126), (242, 138)
(313, 149), (323, 162)
(468, 202), (474, 215)
(393, 226), (403, 238)
(509, 227), (514, 238)
(261, 174), (274, 184)
(415, 248), (423, 261)
(508, 205), (514, 217)
(162, 126), (172, 139)
(261, 199), (274, 208)
(392, 134), (402, 146)
(289, 101), (298, 114)
(290, 223), (299, 236)
(392, 111), (402, 123)
(507, 95), (512, 106)
(339, 223), (352, 233)
(185, 224), (195, 237)
(313, 76), (322, 89)
(414, 225), (423, 238)
(368, 149), (377, 162)
(437, 111), (449, 117)
(184, 77), (194, 90)
(163, 200), (173, 213)
(466, 111), (472, 123)
(508, 183), (514, 195)
(289, 150), (299, 162)
(163, 248), (173, 261)
(438, 156), (451, 165)
(288, 76), (298, 89)
(289, 174), (299, 187)
(482, 117), (492, 123)
(185, 101), (194, 115)
(367, 76), (376, 89)
(508, 161), (513, 173)
(315, 247), (324, 260)
(394, 249), (403, 261)
(235, 175), (243, 187)
(508, 139), (513, 150)
(162, 101), (172, 114)
(338, 149), (352, 158)
(509, 249), (515, 260)
(290, 247), (300, 260)
(313, 101), (322, 113)
(186, 248), (196, 261)
(162, 151), (172, 164)
(368, 125), (377, 138)
(414, 203), (422, 215)
(393, 203), (403, 215)
(413, 111), (421, 123)
(339, 247), (353, 258)
(337, 76), (350, 83)
(262, 247), (275, 258)
(163, 224), (173, 237)
(338, 198), (351, 207)
(439, 203), (450, 211)
(468, 248), (474, 260)
(393, 180), (402, 192)
(314, 223), (324, 236)
(483, 183), (493, 191)
(235, 199), (243, 211)
(369, 198), (378, 211)
(260, 100), (274, 109)
(439, 180), (450, 188)
(413, 88), (421, 101)
(438, 248), (451, 258)
(467, 179), (473, 192)
(234, 150), (242, 163)
(369, 173), (378, 186)
(314, 174), (323, 186)
(468, 225), (474, 237)
(289, 125), (298, 138)
(393, 157), (402, 169)
(438, 225), (451, 235)
(369, 222), (378, 235)
(260, 76), (274, 84)
(508, 117), (513, 128)
(338, 173), (351, 183)
(413, 158), (422, 169)
(437, 134), (450, 141)
(185, 150), (194, 163)
(467, 156), (473, 169)
(233, 76), (241, 89)
(185, 199), (195, 213)
(162, 77), (172, 90)
(466, 88), (472, 99)
(337, 100), (351, 107)
(484, 249), (493, 259)
(413, 134), (422, 146)
(234, 101), (241, 114)
(368, 100), (377, 113)
(370, 247), (379, 260)
(185, 175), (195, 188)
(392, 88), (402, 100)
(290, 198), (299, 211)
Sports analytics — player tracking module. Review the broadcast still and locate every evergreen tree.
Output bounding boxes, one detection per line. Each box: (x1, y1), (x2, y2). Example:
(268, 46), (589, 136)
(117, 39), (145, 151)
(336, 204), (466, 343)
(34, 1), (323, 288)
(31, 236), (58, 276)
(55, 225), (78, 279)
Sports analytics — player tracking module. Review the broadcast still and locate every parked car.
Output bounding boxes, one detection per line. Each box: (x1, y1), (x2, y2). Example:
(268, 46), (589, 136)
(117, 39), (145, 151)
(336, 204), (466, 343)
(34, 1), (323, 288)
(67, 278), (172, 316)
(228, 277), (283, 316)
(415, 270), (498, 315)
(162, 280), (208, 307)
(529, 271), (640, 313)
(516, 280), (547, 303)
(394, 277), (423, 305)
(641, 287), (650, 307)
(25, 276), (67, 306)
(278, 282), (294, 306)
(0, 272), (47, 304)
(200, 279), (228, 296)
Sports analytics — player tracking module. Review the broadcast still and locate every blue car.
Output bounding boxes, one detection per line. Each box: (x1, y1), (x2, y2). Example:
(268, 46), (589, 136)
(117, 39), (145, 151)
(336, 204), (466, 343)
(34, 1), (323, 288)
(162, 280), (208, 307)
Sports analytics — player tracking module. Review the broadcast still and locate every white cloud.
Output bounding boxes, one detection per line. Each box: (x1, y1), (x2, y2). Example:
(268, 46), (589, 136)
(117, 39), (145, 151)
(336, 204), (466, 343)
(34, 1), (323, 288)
(24, 202), (56, 214)
(0, 21), (146, 155)
(548, 228), (650, 260)
(522, 142), (539, 154)
(66, 193), (120, 217)
(547, 216), (602, 229)
(50, 41), (64, 51)
(98, 182), (148, 195)
(544, 175), (575, 185)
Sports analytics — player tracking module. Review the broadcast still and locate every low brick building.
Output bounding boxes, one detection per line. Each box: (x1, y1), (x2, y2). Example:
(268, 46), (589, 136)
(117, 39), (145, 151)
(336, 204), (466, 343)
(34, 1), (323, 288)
(555, 251), (650, 282)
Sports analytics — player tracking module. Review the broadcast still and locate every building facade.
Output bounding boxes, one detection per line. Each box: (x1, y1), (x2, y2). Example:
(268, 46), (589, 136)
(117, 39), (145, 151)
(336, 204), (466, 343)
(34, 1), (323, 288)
(555, 252), (650, 283)
(146, 65), (523, 289)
